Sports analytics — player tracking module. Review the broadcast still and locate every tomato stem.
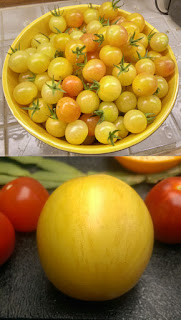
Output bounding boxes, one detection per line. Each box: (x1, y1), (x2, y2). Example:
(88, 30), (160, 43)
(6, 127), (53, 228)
(93, 110), (105, 124)
(113, 56), (131, 76)
(22, 99), (40, 119)
(50, 7), (64, 17)
(45, 77), (66, 95)
(108, 130), (121, 146)
(129, 32), (143, 47)
(93, 33), (105, 46)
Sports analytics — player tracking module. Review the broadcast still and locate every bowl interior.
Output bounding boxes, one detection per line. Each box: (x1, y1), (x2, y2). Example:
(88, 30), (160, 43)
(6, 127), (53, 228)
(2, 5), (179, 154)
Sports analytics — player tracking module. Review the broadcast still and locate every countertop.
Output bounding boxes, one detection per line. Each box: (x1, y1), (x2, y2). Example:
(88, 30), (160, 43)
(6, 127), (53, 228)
(0, 156), (181, 320)
(0, 0), (181, 156)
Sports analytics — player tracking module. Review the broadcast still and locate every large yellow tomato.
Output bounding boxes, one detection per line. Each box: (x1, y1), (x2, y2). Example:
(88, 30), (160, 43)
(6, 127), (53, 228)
(37, 174), (154, 301)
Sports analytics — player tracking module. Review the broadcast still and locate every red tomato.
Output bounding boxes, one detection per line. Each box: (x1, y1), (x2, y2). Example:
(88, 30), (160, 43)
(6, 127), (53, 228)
(80, 113), (99, 136)
(0, 177), (49, 232)
(0, 212), (15, 265)
(145, 177), (181, 244)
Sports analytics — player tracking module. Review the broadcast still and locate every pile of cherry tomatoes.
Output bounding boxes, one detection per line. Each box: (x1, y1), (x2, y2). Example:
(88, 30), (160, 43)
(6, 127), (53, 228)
(8, 0), (176, 146)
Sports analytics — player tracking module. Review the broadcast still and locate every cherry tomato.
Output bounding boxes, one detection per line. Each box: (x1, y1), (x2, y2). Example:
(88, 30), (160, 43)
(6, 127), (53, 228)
(123, 110), (147, 133)
(54, 33), (71, 51)
(154, 75), (169, 99)
(49, 15), (67, 33)
(111, 15), (126, 25)
(27, 53), (50, 74)
(96, 26), (109, 48)
(82, 135), (95, 145)
(115, 91), (137, 113)
(0, 177), (49, 232)
(87, 50), (100, 61)
(76, 90), (100, 113)
(13, 82), (38, 105)
(34, 72), (51, 91)
(70, 30), (84, 41)
(8, 50), (29, 73)
(28, 98), (52, 123)
(86, 20), (102, 34)
(135, 58), (155, 75)
(98, 76), (122, 101)
(0, 212), (15, 266)
(83, 7), (99, 24)
(106, 25), (128, 47)
(121, 21), (140, 38)
(82, 59), (106, 83)
(145, 177), (181, 243)
(48, 57), (73, 80)
(80, 33), (99, 52)
(65, 120), (88, 144)
(46, 117), (67, 137)
(137, 95), (162, 115)
(65, 40), (86, 64)
(95, 121), (118, 145)
(112, 63), (137, 86)
(99, 45), (122, 67)
(147, 51), (162, 61)
(18, 70), (35, 83)
(132, 73), (158, 96)
(98, 101), (119, 122)
(41, 80), (64, 104)
(62, 75), (83, 97)
(150, 32), (169, 52)
(127, 13), (145, 32)
(122, 42), (146, 63)
(37, 42), (56, 60)
(136, 33), (148, 48)
(65, 9), (84, 28)
(154, 56), (175, 77)
(56, 97), (81, 123)
(31, 33), (49, 48)
(114, 116), (129, 138)
(80, 113), (99, 136)
(99, 1), (118, 20)
(25, 47), (36, 56)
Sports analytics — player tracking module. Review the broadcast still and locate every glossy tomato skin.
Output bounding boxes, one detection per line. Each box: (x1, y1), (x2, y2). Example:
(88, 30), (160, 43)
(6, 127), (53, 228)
(0, 212), (15, 266)
(0, 177), (49, 232)
(145, 177), (181, 243)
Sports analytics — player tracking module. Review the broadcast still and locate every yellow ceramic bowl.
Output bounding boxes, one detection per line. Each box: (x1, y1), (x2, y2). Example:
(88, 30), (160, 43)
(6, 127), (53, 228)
(2, 5), (179, 154)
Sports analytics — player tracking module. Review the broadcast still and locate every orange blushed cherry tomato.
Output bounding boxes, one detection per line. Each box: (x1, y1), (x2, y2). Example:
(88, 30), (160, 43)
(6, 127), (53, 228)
(65, 9), (84, 28)
(80, 113), (100, 136)
(65, 40), (86, 64)
(132, 73), (158, 96)
(0, 212), (15, 266)
(0, 177), (49, 232)
(154, 56), (175, 78)
(111, 15), (127, 25)
(99, 45), (122, 67)
(62, 75), (83, 97)
(82, 59), (106, 83)
(87, 51), (100, 61)
(106, 25), (128, 48)
(56, 97), (81, 123)
(80, 33), (99, 52)
(145, 177), (181, 244)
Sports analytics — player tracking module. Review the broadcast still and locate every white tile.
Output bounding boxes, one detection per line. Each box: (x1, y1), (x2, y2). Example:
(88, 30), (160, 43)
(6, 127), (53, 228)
(0, 127), (5, 156)
(7, 123), (69, 156)
(130, 114), (181, 154)
(2, 6), (42, 40)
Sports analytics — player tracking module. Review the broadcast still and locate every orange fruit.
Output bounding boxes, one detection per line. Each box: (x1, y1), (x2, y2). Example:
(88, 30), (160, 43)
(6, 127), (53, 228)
(115, 156), (181, 174)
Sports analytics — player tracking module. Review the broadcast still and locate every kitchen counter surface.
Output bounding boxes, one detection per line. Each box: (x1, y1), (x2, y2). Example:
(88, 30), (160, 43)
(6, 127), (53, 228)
(0, 0), (181, 156)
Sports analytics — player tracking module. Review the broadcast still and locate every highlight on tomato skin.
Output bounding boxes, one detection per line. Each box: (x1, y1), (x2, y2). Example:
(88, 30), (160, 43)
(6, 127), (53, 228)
(145, 177), (181, 244)
(0, 177), (49, 232)
(0, 212), (15, 266)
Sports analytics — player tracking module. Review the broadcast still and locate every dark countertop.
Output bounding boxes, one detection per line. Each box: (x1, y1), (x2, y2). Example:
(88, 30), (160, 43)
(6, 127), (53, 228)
(0, 157), (181, 320)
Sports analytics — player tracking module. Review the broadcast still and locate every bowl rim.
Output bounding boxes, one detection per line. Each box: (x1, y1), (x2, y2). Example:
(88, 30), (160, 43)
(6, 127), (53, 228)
(2, 4), (179, 155)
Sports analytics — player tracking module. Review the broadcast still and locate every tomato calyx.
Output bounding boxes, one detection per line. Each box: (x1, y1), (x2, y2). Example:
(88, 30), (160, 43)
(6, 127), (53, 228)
(145, 112), (156, 124)
(48, 106), (58, 120)
(147, 28), (156, 43)
(45, 78), (66, 95)
(22, 99), (41, 119)
(88, 79), (100, 93)
(93, 33), (105, 46)
(108, 129), (121, 146)
(93, 110), (105, 124)
(153, 87), (161, 95)
(112, 0), (124, 10)
(50, 7), (64, 17)
(113, 56), (131, 76)
(99, 16), (110, 26)
(129, 32), (143, 47)
(136, 50), (151, 60)
(54, 50), (64, 58)
(27, 72), (36, 82)
(72, 45), (86, 60)
(8, 44), (20, 56)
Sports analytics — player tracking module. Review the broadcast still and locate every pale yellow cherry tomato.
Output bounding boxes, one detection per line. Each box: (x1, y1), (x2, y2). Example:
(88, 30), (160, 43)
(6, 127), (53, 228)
(46, 117), (67, 137)
(34, 72), (51, 91)
(99, 45), (122, 67)
(98, 76), (122, 102)
(31, 33), (49, 48)
(136, 33), (148, 48)
(8, 50), (29, 73)
(25, 47), (37, 56)
(49, 15), (67, 33)
(37, 174), (153, 301)
(95, 121), (118, 145)
(37, 42), (56, 60)
(28, 98), (52, 123)
(114, 116), (129, 138)
(147, 51), (162, 61)
(112, 63), (137, 86)
(18, 71), (35, 83)
(135, 58), (155, 75)
(76, 90), (100, 114)
(54, 33), (71, 51)
(121, 21), (140, 38)
(27, 53), (50, 74)
(154, 75), (169, 99)
(137, 95), (162, 115)
(123, 110), (147, 134)
(83, 7), (99, 24)
(70, 30), (84, 41)
(65, 120), (88, 145)
(127, 13), (145, 32)
(86, 20), (102, 34)
(132, 73), (158, 97)
(13, 82), (38, 105)
(48, 57), (73, 80)
(115, 91), (137, 113)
